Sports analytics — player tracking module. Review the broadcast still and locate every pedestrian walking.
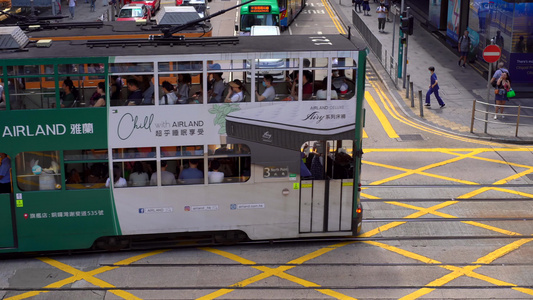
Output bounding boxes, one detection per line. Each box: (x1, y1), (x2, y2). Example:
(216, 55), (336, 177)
(383, 0), (391, 21)
(376, 3), (387, 32)
(490, 62), (509, 88)
(362, 0), (370, 16)
(494, 72), (511, 119)
(354, 0), (362, 12)
(90, 0), (96, 11)
(457, 30), (471, 68)
(425, 66), (445, 108)
(68, 0), (76, 19)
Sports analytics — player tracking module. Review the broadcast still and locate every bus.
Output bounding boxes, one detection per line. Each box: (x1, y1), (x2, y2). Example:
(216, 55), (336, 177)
(236, 0), (305, 34)
(0, 27), (366, 253)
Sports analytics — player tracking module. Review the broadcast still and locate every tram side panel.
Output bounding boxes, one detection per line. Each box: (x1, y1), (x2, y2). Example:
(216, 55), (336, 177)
(0, 109), (119, 253)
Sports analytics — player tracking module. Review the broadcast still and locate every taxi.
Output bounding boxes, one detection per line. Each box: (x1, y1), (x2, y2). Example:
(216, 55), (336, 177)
(116, 3), (152, 21)
(123, 0), (160, 14)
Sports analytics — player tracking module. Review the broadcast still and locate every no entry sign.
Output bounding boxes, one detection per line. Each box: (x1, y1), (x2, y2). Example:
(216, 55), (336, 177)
(483, 45), (501, 63)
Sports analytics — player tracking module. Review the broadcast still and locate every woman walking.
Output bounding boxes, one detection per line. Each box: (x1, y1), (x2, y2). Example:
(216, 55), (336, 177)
(494, 72), (511, 119)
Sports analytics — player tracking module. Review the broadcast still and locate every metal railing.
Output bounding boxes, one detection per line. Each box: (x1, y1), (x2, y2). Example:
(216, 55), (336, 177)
(470, 100), (533, 137)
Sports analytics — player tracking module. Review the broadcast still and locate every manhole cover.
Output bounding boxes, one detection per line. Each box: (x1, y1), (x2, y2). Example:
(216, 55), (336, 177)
(397, 134), (424, 141)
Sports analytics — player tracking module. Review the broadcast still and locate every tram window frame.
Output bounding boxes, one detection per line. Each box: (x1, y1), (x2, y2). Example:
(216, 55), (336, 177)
(63, 149), (109, 190)
(110, 74), (155, 106)
(207, 144), (251, 183)
(15, 151), (62, 191)
(301, 140), (354, 180)
(111, 147), (157, 188)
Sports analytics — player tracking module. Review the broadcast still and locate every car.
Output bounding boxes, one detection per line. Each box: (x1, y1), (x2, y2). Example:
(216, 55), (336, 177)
(116, 3), (152, 21)
(175, 0), (209, 18)
(124, 0), (160, 14)
(246, 26), (284, 80)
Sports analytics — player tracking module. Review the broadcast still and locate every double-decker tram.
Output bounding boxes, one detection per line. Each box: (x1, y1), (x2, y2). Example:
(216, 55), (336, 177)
(0, 27), (366, 253)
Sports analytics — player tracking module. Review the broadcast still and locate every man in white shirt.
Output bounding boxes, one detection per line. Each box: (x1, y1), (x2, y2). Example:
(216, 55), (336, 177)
(68, 0), (76, 19)
(376, 3), (387, 33)
(150, 161), (177, 185)
(256, 74), (276, 102)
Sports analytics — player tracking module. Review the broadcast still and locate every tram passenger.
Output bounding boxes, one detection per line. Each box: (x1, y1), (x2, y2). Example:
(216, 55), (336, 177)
(176, 74), (191, 104)
(159, 81), (178, 105)
(87, 163), (106, 183)
(208, 64), (225, 103)
(316, 77), (338, 100)
(255, 74), (275, 102)
(125, 78), (143, 106)
(61, 78), (78, 108)
(178, 159), (204, 184)
(150, 161), (177, 185)
(92, 82), (106, 107)
(290, 71), (313, 100)
(224, 79), (246, 103)
(106, 164), (127, 188)
(0, 84), (5, 109)
(129, 161), (149, 186)
(141, 75), (154, 105)
(286, 58), (311, 91)
(0, 153), (12, 193)
(208, 160), (224, 183)
(66, 168), (81, 184)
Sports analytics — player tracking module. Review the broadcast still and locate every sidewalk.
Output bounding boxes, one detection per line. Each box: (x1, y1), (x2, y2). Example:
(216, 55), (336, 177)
(27, 0), (118, 22)
(329, 0), (533, 144)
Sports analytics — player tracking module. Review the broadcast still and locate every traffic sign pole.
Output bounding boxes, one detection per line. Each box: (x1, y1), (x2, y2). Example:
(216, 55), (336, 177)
(484, 41), (498, 133)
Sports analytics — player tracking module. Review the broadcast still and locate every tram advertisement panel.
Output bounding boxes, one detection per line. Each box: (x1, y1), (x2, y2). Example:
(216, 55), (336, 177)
(1, 109), (107, 152)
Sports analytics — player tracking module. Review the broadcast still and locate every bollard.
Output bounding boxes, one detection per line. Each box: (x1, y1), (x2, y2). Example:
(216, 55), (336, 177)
(406, 74), (410, 99)
(384, 50), (388, 72)
(418, 90), (424, 117)
(394, 63), (398, 88)
(410, 81), (414, 107)
(516, 105), (521, 137)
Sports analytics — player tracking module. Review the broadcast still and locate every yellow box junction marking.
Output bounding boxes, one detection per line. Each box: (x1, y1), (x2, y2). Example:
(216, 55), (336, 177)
(6, 250), (169, 300)
(198, 242), (357, 300)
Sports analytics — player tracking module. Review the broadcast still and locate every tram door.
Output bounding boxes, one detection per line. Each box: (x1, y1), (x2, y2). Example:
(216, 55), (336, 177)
(299, 140), (354, 233)
(0, 169), (15, 248)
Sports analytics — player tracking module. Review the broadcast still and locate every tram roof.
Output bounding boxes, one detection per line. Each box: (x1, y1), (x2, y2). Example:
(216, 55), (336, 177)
(1, 33), (366, 61)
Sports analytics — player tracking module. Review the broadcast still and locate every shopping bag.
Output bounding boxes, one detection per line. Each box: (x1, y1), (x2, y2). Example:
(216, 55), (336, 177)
(506, 89), (516, 98)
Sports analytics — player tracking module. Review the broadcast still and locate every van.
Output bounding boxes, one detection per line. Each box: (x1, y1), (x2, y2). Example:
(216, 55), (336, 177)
(248, 25), (284, 80)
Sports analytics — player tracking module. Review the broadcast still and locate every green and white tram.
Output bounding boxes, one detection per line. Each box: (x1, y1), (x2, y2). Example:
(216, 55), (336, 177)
(0, 27), (367, 253)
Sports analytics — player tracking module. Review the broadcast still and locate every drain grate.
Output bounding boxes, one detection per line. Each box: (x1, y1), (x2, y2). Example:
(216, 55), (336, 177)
(396, 134), (424, 142)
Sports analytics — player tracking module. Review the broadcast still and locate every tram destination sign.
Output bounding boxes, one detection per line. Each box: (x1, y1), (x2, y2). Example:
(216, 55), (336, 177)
(264, 166), (289, 178)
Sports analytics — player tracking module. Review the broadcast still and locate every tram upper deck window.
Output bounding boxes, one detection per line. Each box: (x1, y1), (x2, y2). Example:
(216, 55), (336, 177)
(158, 61), (203, 72)
(7, 65), (53, 76)
(16, 151), (62, 191)
(109, 62), (154, 73)
(301, 57), (357, 100)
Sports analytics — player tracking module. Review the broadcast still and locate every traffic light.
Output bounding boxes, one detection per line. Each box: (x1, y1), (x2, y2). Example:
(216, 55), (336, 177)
(400, 14), (414, 35)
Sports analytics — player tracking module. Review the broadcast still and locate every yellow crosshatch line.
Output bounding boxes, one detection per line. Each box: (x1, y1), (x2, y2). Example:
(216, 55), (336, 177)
(5, 250), (169, 300)
(366, 78), (530, 148)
